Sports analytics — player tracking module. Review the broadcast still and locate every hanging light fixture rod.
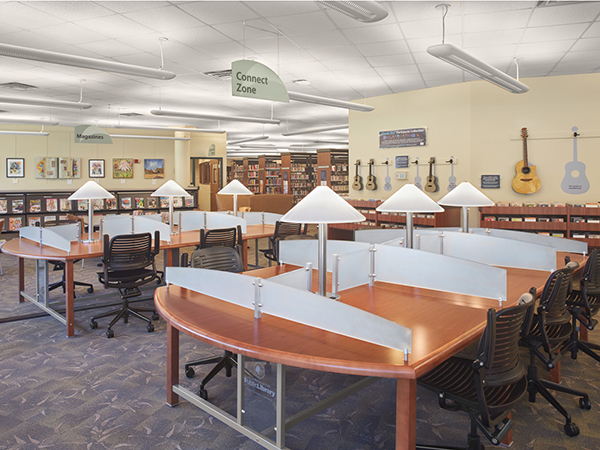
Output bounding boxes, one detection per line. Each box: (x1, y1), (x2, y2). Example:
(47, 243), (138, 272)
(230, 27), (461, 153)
(228, 136), (269, 145)
(287, 91), (374, 112)
(0, 94), (92, 109)
(151, 109), (280, 125)
(282, 124), (348, 136)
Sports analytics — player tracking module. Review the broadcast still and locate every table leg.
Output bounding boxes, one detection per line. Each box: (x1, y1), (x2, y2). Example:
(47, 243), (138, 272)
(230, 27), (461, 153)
(242, 242), (248, 271)
(18, 257), (24, 303)
(65, 260), (75, 338)
(550, 360), (561, 384)
(396, 378), (417, 450)
(580, 326), (589, 342)
(167, 322), (180, 406)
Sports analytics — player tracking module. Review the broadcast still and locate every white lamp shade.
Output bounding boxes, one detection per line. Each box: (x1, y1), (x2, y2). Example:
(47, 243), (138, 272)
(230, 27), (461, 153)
(151, 179), (192, 198)
(282, 186), (365, 224)
(218, 179), (253, 195)
(377, 184), (444, 213)
(437, 181), (494, 207)
(68, 180), (114, 200)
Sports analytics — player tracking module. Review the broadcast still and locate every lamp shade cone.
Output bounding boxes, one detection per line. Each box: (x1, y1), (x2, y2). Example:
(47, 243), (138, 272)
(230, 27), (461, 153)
(218, 179), (253, 195)
(68, 180), (114, 200)
(151, 179), (191, 197)
(437, 181), (494, 207)
(377, 184), (444, 213)
(282, 186), (365, 224)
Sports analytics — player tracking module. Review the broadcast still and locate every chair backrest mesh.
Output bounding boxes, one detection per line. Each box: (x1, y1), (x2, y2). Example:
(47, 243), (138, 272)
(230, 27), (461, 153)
(274, 221), (305, 240)
(190, 246), (244, 273)
(107, 232), (153, 271)
(540, 267), (573, 323)
(200, 226), (240, 249)
(582, 248), (599, 287)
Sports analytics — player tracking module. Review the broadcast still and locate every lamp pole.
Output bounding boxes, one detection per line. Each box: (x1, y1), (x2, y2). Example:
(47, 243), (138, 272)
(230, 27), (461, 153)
(318, 223), (327, 296)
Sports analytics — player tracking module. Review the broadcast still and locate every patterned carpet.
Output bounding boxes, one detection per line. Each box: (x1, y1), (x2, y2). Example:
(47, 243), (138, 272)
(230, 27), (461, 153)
(0, 236), (599, 450)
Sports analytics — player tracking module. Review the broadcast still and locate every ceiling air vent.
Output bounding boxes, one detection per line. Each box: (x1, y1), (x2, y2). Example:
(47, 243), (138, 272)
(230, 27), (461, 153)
(0, 82), (38, 91)
(203, 69), (232, 81)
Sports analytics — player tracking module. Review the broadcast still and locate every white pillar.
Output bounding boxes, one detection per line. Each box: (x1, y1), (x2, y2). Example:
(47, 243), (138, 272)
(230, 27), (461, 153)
(174, 131), (190, 186)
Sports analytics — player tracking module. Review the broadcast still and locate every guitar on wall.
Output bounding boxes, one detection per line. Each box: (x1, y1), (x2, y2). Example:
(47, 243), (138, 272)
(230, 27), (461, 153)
(352, 159), (363, 190)
(365, 158), (377, 191)
(413, 157), (422, 190)
(383, 158), (392, 191)
(447, 156), (457, 191)
(424, 157), (439, 193)
(561, 126), (589, 194)
(512, 127), (541, 195)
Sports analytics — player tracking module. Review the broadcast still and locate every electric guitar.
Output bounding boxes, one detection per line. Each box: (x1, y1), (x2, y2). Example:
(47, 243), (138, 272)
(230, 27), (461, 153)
(424, 157), (439, 193)
(413, 157), (422, 190)
(365, 158), (377, 191)
(384, 158), (392, 191)
(447, 156), (457, 191)
(352, 159), (363, 190)
(561, 126), (589, 194)
(512, 127), (541, 195)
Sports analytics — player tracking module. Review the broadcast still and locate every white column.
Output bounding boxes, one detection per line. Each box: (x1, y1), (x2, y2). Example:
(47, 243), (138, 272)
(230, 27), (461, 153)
(174, 131), (190, 186)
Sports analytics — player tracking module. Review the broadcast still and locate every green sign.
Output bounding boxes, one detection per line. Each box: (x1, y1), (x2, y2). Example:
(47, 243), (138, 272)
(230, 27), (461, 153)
(74, 124), (112, 144)
(231, 60), (289, 103)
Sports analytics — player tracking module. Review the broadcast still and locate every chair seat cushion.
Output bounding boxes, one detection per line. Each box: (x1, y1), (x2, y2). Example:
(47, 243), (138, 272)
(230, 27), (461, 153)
(97, 268), (157, 289)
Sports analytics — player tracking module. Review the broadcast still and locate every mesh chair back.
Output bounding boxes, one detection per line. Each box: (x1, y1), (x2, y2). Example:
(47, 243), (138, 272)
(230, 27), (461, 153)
(105, 232), (155, 272)
(582, 249), (600, 288)
(539, 267), (573, 326)
(273, 221), (306, 240)
(200, 226), (242, 250)
(190, 246), (244, 273)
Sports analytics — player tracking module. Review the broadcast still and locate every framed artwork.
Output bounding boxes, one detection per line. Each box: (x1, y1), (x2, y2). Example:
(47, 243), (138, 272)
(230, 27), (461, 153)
(144, 159), (164, 179)
(7, 158), (24, 178)
(113, 158), (134, 178)
(89, 159), (105, 178)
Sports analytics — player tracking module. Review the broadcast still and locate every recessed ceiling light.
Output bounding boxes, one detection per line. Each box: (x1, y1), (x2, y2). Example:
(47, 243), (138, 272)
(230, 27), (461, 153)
(293, 79), (311, 86)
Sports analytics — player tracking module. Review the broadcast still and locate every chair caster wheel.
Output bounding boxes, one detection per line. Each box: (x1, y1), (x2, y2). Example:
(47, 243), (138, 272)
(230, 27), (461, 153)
(579, 397), (592, 410)
(90, 321), (98, 329)
(87, 287), (94, 293)
(147, 324), (154, 333)
(152, 313), (160, 321)
(185, 367), (195, 378)
(199, 388), (208, 400)
(106, 329), (114, 339)
(564, 422), (579, 437)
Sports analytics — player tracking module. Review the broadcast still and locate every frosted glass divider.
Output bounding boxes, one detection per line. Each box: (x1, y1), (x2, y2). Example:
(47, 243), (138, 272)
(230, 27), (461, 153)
(102, 216), (133, 240)
(279, 239), (370, 270)
(144, 214), (163, 222)
(239, 211), (263, 225)
(268, 268), (311, 291)
(19, 226), (42, 243)
(179, 211), (206, 231)
(133, 216), (171, 243)
(337, 248), (372, 291)
(468, 228), (587, 254)
(48, 223), (79, 241)
(375, 245), (507, 301)
(355, 228), (406, 244)
(40, 228), (73, 253)
(263, 212), (284, 225)
(206, 212), (247, 234)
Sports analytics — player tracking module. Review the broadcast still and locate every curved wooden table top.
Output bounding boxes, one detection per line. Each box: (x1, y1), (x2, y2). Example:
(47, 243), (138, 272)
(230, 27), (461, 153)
(155, 256), (569, 380)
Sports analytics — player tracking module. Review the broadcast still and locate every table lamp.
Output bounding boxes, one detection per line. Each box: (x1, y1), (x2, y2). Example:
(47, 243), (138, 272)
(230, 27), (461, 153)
(437, 181), (494, 233)
(68, 180), (115, 243)
(218, 179), (253, 217)
(376, 184), (444, 249)
(151, 180), (192, 234)
(281, 186), (365, 298)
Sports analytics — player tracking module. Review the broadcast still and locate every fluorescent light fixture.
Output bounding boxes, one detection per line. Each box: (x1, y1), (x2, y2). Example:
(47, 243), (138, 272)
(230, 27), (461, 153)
(427, 44), (529, 94)
(282, 124), (348, 136)
(293, 79), (311, 86)
(0, 43), (175, 80)
(312, 140), (349, 145)
(228, 136), (269, 145)
(151, 109), (280, 125)
(68, 181), (115, 243)
(240, 143), (275, 148)
(109, 134), (190, 141)
(0, 94), (92, 109)
(319, 1), (389, 23)
(0, 117), (58, 125)
(288, 91), (374, 112)
(114, 124), (225, 134)
(0, 130), (48, 136)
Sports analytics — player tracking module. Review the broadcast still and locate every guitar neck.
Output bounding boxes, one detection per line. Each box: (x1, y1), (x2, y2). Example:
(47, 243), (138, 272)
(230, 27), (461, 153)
(522, 136), (528, 167)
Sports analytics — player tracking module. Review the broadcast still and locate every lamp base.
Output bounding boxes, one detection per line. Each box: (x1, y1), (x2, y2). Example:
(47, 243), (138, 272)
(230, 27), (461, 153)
(82, 239), (99, 245)
(326, 292), (340, 301)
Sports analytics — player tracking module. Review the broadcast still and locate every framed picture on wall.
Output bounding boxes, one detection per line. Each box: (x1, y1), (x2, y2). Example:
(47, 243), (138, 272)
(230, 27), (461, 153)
(144, 159), (164, 179)
(113, 158), (134, 178)
(89, 159), (105, 178)
(6, 158), (24, 178)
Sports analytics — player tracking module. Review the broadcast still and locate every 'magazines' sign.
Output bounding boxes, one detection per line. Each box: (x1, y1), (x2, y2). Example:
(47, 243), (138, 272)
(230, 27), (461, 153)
(74, 125), (112, 144)
(231, 60), (289, 103)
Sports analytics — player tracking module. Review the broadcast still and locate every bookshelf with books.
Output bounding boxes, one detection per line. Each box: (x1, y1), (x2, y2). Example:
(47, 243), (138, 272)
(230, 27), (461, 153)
(284, 153), (316, 205)
(231, 159), (245, 185)
(246, 158), (260, 194)
(261, 156), (282, 195)
(316, 149), (349, 195)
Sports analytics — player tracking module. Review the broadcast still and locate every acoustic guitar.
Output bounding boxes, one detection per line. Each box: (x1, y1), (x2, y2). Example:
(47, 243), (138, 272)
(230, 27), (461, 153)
(352, 159), (363, 190)
(424, 157), (439, 193)
(383, 158), (392, 191)
(365, 158), (377, 191)
(512, 127), (541, 195)
(561, 126), (589, 194)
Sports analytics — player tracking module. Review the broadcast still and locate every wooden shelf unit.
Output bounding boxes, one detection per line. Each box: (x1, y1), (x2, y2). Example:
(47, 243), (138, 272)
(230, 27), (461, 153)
(261, 156), (282, 195)
(480, 205), (600, 247)
(281, 153), (316, 205)
(328, 199), (460, 240)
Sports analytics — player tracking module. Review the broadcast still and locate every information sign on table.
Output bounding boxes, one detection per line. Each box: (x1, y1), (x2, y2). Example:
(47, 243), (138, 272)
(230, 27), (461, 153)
(380, 128), (426, 148)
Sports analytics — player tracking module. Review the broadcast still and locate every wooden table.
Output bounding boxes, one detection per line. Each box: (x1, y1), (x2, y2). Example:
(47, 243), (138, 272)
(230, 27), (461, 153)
(155, 253), (584, 450)
(1, 224), (274, 337)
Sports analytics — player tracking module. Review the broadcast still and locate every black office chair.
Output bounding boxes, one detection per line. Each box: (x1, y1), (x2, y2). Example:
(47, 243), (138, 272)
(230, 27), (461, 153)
(417, 294), (534, 450)
(90, 231), (161, 338)
(181, 246), (245, 400)
(201, 225), (243, 254)
(520, 265), (591, 437)
(259, 221), (308, 264)
(45, 219), (94, 298)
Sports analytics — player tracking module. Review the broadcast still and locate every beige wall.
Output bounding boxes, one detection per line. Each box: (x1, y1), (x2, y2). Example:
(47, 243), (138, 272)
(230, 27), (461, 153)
(0, 126), (227, 192)
(349, 73), (600, 225)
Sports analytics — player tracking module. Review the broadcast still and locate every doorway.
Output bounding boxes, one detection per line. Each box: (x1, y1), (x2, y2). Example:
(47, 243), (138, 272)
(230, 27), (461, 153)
(191, 157), (223, 211)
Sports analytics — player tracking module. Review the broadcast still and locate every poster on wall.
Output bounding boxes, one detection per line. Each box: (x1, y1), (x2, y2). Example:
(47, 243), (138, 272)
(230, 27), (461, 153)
(35, 157), (58, 179)
(144, 159), (165, 179)
(561, 126), (589, 195)
(113, 158), (134, 178)
(58, 157), (82, 179)
(380, 128), (426, 148)
(481, 175), (501, 189)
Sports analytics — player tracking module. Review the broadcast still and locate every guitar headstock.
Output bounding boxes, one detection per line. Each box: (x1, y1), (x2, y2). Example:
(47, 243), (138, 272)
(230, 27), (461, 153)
(355, 159), (361, 166)
(368, 158), (374, 165)
(521, 127), (528, 139)
(428, 157), (435, 164)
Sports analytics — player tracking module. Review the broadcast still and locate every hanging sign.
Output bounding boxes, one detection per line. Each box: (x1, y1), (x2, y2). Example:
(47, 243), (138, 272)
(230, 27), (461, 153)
(74, 125), (112, 144)
(380, 128), (426, 148)
(231, 60), (289, 103)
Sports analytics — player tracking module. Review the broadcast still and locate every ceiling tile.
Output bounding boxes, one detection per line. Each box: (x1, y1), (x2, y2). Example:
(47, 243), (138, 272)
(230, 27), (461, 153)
(267, 11), (338, 34)
(163, 26), (233, 48)
(529, 2), (600, 27)
(522, 23), (588, 42)
(308, 45), (364, 61)
(400, 17), (461, 40)
(466, 44), (519, 59)
(98, 2), (172, 14)
(31, 23), (111, 45)
(124, 5), (206, 32)
(0, 2), (66, 30)
(343, 23), (404, 45)
(407, 34), (461, 53)
(367, 54), (414, 67)
(570, 37), (600, 52)
(77, 40), (143, 58)
(320, 58), (371, 71)
(78, 14), (156, 39)
(583, 22), (600, 38)
(463, 10), (531, 33)
(178, 2), (260, 25)
(355, 40), (410, 57)
(551, 61), (600, 75)
(463, 29), (524, 48)
(332, 67), (379, 79)
(518, 40), (577, 55)
(287, 30), (350, 49)
(245, 1), (321, 18)
(375, 65), (420, 76)
(27, 1), (115, 21)
(191, 41), (246, 59)
(561, 49), (600, 63)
